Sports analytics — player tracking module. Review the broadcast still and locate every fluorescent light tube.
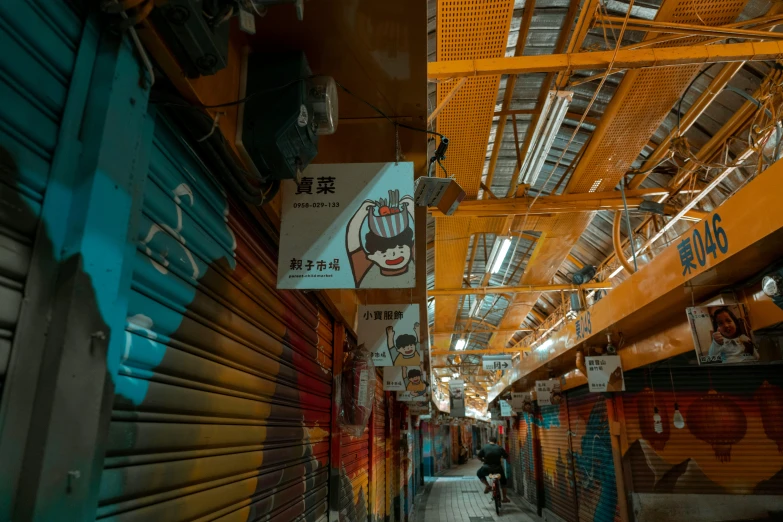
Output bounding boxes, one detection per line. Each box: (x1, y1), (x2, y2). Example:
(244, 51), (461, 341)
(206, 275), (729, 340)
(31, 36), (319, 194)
(455, 338), (467, 350)
(468, 297), (483, 317)
(517, 90), (573, 189)
(489, 237), (512, 274)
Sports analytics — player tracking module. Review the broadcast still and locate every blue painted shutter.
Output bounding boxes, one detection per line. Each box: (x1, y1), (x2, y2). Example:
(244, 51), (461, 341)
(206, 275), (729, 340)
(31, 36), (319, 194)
(566, 386), (620, 522)
(0, 0), (82, 403)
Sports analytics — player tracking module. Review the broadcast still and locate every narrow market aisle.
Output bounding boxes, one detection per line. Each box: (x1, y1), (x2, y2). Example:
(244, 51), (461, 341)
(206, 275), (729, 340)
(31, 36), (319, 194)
(414, 458), (540, 522)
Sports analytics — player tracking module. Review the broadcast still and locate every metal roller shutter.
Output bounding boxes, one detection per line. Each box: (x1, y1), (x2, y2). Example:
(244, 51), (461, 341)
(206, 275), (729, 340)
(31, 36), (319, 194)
(623, 365), (783, 500)
(509, 418), (522, 494)
(539, 403), (578, 521)
(566, 387), (620, 522)
(340, 332), (369, 522)
(370, 370), (387, 522)
(96, 115), (333, 522)
(0, 0), (82, 405)
(519, 413), (539, 508)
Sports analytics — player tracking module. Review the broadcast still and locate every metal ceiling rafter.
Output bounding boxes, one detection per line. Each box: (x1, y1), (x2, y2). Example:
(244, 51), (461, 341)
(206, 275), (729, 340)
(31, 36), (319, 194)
(486, 0), (752, 350)
(427, 40), (783, 79)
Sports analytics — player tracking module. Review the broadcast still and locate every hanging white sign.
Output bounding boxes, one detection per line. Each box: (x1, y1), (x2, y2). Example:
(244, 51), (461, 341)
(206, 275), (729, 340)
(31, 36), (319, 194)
(383, 366), (428, 395)
(535, 379), (562, 406)
(585, 355), (626, 392)
(397, 390), (428, 402)
(510, 392), (533, 413)
(278, 162), (415, 289)
(358, 304), (421, 367)
(449, 379), (466, 417)
(482, 355), (512, 371)
(500, 400), (514, 417)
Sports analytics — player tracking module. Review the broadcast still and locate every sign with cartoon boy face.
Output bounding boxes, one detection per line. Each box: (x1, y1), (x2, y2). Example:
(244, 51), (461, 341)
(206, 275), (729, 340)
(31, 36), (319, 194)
(277, 162), (415, 289)
(383, 366), (428, 394)
(359, 304), (421, 367)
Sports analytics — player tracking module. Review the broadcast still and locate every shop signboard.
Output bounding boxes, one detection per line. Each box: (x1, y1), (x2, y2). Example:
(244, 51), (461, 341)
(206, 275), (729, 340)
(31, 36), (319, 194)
(278, 162), (415, 289)
(358, 304), (421, 367)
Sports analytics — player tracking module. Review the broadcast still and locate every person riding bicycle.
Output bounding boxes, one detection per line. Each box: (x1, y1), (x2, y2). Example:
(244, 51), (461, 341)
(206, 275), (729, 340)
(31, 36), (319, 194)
(477, 437), (511, 503)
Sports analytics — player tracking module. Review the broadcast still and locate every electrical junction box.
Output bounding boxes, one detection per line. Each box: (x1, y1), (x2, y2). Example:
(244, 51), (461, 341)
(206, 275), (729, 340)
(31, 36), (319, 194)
(414, 177), (466, 216)
(151, 0), (230, 77)
(237, 50), (319, 181)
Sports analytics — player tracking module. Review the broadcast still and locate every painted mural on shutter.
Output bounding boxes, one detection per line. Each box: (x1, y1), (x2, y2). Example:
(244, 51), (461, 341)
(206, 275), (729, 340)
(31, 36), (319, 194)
(96, 114), (333, 521)
(622, 365), (783, 522)
(340, 334), (370, 522)
(370, 370), (387, 522)
(434, 424), (451, 474)
(567, 386), (620, 522)
(0, 0), (81, 406)
(509, 418), (522, 495)
(538, 403), (578, 521)
(520, 413), (539, 508)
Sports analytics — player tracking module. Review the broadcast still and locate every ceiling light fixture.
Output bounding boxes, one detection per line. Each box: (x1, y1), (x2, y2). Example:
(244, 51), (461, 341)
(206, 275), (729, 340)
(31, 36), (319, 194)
(516, 90), (574, 188)
(487, 236), (513, 274)
(455, 338), (467, 350)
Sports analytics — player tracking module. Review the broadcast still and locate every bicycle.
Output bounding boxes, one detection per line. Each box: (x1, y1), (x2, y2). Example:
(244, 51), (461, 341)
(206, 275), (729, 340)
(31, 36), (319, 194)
(488, 473), (502, 515)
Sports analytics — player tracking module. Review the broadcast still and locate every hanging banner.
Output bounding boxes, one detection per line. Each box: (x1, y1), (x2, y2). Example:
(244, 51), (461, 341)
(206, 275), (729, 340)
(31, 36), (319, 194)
(408, 403), (430, 415)
(383, 366), (428, 395)
(585, 355), (626, 392)
(500, 400), (513, 417)
(686, 304), (761, 365)
(449, 379), (466, 417)
(535, 379), (562, 406)
(482, 354), (512, 371)
(510, 392), (533, 413)
(278, 162), (415, 289)
(358, 304), (421, 367)
(397, 390), (428, 402)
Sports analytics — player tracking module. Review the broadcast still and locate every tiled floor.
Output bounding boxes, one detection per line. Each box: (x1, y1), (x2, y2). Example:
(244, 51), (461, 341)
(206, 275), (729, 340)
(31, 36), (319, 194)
(414, 458), (540, 522)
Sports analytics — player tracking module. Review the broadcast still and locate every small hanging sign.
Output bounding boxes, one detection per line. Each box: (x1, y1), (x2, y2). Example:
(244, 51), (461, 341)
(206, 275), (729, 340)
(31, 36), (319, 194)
(449, 379), (466, 417)
(585, 355), (625, 392)
(383, 366), (427, 395)
(510, 392), (533, 413)
(500, 400), (514, 417)
(278, 162), (415, 290)
(359, 304), (421, 367)
(535, 379), (562, 406)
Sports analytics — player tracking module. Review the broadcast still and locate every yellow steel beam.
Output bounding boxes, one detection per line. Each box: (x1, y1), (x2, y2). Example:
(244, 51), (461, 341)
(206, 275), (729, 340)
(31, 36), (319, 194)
(427, 40), (783, 79)
(430, 189), (708, 219)
(431, 328), (533, 335)
(596, 15), (783, 40)
(427, 77), (467, 125)
(494, 109), (601, 126)
(431, 348), (525, 356)
(428, 282), (611, 296)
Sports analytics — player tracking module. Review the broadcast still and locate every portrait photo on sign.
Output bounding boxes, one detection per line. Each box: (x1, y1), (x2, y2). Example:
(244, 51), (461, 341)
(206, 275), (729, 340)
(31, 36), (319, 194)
(687, 304), (759, 365)
(277, 162), (415, 290)
(358, 304), (421, 367)
(383, 366), (428, 395)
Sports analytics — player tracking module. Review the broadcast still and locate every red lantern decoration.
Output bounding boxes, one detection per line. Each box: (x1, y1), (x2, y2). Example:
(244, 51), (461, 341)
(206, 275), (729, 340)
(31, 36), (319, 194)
(636, 387), (670, 451)
(686, 389), (747, 462)
(756, 380), (783, 453)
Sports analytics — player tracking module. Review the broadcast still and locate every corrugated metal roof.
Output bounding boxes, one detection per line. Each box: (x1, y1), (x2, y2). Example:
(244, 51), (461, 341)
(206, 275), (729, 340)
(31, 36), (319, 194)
(427, 0), (777, 366)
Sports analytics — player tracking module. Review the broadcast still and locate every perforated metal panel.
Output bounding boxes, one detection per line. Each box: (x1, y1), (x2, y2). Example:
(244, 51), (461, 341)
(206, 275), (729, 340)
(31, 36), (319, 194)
(436, 0), (515, 198)
(567, 387), (620, 522)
